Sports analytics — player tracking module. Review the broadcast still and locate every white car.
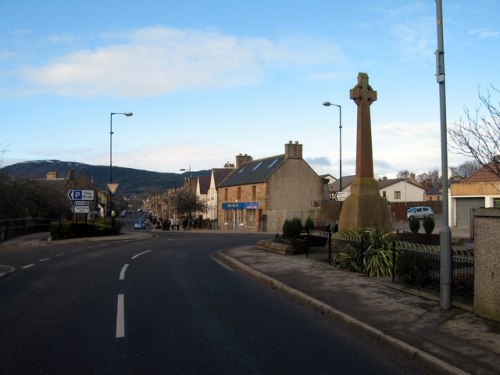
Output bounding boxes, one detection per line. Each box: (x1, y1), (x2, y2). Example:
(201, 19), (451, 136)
(407, 206), (434, 220)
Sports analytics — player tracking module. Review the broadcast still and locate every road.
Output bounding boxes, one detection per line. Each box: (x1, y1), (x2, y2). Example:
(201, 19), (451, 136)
(0, 228), (430, 374)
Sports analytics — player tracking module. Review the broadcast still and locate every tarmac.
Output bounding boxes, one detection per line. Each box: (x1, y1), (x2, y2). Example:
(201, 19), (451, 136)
(1, 230), (499, 375)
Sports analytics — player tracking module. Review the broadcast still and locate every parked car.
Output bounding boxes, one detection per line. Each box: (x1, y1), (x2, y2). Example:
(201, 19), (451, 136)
(134, 221), (146, 230)
(407, 206), (434, 220)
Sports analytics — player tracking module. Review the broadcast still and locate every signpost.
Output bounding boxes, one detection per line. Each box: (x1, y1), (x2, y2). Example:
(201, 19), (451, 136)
(335, 191), (350, 201)
(72, 206), (90, 214)
(67, 189), (94, 201)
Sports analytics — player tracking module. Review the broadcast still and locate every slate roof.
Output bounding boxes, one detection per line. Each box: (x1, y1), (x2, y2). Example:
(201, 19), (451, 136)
(212, 168), (234, 187)
(218, 154), (286, 187)
(198, 175), (210, 194)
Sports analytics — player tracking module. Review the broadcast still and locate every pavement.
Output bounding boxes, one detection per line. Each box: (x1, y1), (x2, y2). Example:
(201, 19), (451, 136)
(1, 230), (499, 375)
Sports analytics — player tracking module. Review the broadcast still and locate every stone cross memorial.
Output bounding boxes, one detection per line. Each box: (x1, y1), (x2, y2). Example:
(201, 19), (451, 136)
(339, 73), (392, 231)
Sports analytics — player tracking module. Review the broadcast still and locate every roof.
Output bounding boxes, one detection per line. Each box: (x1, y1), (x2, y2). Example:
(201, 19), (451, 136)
(197, 175), (210, 194)
(330, 175), (425, 192)
(462, 162), (500, 183)
(218, 154), (285, 187)
(212, 168), (234, 187)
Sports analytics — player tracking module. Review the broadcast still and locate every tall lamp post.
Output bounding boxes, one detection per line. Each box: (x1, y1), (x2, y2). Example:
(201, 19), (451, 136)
(323, 101), (342, 192)
(109, 112), (133, 228)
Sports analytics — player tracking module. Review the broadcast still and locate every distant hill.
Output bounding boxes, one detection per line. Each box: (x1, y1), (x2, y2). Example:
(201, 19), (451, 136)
(0, 160), (210, 196)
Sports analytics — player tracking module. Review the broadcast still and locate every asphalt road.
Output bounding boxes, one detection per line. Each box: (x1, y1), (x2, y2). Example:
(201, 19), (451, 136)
(0, 230), (431, 374)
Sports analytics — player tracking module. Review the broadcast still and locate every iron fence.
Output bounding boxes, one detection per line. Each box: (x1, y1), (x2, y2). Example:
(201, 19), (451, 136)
(392, 241), (474, 305)
(0, 218), (53, 243)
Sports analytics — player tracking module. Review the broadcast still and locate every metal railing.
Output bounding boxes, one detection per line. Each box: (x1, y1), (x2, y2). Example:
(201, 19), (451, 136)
(0, 218), (53, 243)
(392, 241), (474, 305)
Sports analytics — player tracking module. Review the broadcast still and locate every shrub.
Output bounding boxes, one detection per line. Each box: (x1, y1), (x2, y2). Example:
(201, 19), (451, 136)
(282, 217), (302, 239)
(333, 227), (393, 277)
(423, 215), (435, 234)
(408, 216), (420, 233)
(305, 217), (315, 232)
(50, 219), (121, 240)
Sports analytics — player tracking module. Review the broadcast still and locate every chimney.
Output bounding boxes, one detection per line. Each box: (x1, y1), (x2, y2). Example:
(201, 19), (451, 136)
(285, 140), (303, 159)
(235, 153), (253, 168)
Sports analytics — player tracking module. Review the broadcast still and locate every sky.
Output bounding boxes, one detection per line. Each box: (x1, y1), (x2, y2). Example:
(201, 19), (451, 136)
(1, 0), (499, 179)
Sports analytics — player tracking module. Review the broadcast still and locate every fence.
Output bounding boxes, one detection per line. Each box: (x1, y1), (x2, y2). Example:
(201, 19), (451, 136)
(302, 231), (474, 305)
(392, 242), (474, 305)
(0, 218), (53, 243)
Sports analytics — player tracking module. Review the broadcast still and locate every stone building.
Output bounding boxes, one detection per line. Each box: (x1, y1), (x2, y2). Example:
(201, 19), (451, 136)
(217, 141), (327, 232)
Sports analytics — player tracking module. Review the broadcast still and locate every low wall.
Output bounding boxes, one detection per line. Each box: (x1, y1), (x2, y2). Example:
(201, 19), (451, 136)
(474, 208), (500, 321)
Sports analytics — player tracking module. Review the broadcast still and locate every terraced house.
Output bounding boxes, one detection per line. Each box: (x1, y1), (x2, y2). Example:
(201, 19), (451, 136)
(217, 141), (327, 232)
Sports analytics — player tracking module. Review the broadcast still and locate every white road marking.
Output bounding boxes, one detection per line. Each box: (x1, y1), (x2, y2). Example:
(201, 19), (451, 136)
(131, 250), (151, 260)
(116, 294), (125, 338)
(22, 264), (35, 269)
(56, 253), (65, 257)
(39, 258), (50, 262)
(119, 264), (129, 281)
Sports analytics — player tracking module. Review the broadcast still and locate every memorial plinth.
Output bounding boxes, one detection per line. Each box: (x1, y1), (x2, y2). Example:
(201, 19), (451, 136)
(339, 73), (392, 231)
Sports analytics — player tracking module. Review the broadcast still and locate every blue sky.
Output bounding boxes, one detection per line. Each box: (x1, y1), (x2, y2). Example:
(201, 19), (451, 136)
(1, 0), (499, 178)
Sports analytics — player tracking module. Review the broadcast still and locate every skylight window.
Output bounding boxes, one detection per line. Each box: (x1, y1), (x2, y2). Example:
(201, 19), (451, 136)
(268, 158), (279, 168)
(252, 161), (263, 171)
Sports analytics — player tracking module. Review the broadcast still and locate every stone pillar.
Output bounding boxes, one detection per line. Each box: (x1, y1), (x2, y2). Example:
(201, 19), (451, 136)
(339, 73), (392, 231)
(474, 208), (500, 321)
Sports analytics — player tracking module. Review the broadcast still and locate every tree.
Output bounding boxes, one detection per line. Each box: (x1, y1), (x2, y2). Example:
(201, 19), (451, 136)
(171, 188), (207, 221)
(449, 160), (481, 180)
(396, 170), (411, 179)
(416, 169), (439, 185)
(449, 87), (500, 178)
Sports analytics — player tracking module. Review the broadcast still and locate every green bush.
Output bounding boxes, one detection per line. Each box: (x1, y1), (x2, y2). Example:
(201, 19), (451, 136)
(408, 216), (420, 233)
(282, 217), (302, 239)
(305, 217), (315, 232)
(423, 215), (435, 234)
(50, 219), (122, 240)
(333, 228), (393, 277)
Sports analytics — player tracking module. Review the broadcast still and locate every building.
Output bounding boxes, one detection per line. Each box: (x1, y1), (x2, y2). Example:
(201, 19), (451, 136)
(329, 175), (425, 203)
(217, 141), (327, 232)
(450, 162), (500, 230)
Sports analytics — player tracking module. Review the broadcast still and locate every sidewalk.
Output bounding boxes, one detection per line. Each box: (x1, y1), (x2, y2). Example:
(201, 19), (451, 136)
(219, 247), (500, 375)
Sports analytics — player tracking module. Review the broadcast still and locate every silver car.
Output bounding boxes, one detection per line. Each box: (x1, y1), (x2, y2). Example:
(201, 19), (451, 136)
(407, 206), (434, 220)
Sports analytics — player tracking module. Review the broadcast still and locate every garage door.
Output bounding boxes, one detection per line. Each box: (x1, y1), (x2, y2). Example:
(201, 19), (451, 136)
(456, 197), (485, 228)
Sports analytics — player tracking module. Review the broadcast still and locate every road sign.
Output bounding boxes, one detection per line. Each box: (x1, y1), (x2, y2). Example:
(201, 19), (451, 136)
(107, 183), (119, 194)
(73, 200), (90, 206)
(335, 191), (350, 201)
(67, 189), (94, 201)
(72, 206), (90, 214)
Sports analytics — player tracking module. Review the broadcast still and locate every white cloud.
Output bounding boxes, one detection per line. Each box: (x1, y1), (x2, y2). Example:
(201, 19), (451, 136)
(16, 26), (345, 98)
(468, 27), (500, 39)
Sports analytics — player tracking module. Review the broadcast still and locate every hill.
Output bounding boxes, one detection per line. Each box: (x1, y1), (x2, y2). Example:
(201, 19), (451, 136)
(0, 160), (210, 196)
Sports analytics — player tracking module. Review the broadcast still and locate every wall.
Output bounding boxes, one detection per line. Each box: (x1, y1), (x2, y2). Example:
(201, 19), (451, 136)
(474, 208), (500, 321)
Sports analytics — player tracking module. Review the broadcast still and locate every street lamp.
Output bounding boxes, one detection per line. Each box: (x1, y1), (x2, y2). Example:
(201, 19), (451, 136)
(109, 112), (133, 225)
(180, 166), (193, 228)
(323, 101), (342, 192)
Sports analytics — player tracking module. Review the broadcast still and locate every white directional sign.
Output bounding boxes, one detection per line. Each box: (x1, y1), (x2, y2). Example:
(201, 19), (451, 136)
(74, 200), (90, 206)
(67, 189), (94, 201)
(72, 206), (90, 214)
(335, 191), (350, 201)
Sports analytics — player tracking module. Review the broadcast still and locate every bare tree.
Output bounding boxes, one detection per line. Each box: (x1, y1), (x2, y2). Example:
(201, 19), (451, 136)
(449, 86), (500, 177)
(449, 160), (481, 180)
(396, 170), (411, 179)
(416, 169), (439, 185)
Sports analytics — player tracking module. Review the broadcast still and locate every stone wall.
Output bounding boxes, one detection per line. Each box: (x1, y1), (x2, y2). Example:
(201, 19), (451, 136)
(474, 208), (500, 321)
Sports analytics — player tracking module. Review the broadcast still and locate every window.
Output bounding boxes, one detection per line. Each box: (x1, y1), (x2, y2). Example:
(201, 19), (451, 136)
(237, 187), (241, 200)
(268, 158), (279, 168)
(252, 161), (263, 171)
(252, 186), (256, 200)
(224, 188), (228, 200)
(382, 191), (386, 198)
(394, 191), (401, 200)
